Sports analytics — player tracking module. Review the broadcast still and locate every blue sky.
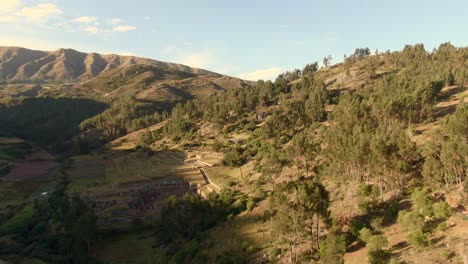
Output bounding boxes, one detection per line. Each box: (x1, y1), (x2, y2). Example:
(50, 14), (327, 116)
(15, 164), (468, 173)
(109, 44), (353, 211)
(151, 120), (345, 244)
(1, 0), (467, 80)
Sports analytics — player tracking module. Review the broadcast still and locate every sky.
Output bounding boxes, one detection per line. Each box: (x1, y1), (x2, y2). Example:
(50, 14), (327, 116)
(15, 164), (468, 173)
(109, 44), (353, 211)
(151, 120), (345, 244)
(0, 0), (467, 80)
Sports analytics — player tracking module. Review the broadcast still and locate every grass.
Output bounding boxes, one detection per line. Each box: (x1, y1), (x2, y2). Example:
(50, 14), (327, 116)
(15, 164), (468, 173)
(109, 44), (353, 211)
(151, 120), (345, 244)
(201, 205), (272, 261)
(0, 255), (49, 264)
(96, 226), (156, 264)
(0, 181), (43, 209)
(0, 152), (14, 160)
(67, 149), (204, 199)
(0, 204), (34, 233)
(205, 166), (242, 188)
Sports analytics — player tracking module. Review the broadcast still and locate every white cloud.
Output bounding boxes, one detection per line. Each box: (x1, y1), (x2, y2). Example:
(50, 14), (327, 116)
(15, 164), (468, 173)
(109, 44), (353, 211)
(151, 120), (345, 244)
(112, 25), (136, 32)
(238, 67), (282, 81)
(107, 18), (121, 25)
(179, 51), (215, 69)
(16, 3), (61, 21)
(0, 14), (16, 22)
(0, 0), (20, 13)
(84, 26), (99, 34)
(74, 16), (98, 24)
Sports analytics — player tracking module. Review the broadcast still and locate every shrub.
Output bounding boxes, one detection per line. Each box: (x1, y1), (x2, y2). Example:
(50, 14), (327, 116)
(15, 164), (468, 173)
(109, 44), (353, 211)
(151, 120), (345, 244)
(222, 147), (246, 167)
(370, 217), (383, 231)
(437, 222), (448, 231)
(350, 218), (366, 238)
(368, 249), (388, 264)
(359, 227), (373, 243)
(319, 231), (346, 264)
(246, 198), (256, 211)
(407, 230), (428, 251)
(367, 235), (389, 264)
(367, 235), (388, 252)
(384, 199), (401, 223)
(357, 184), (380, 213)
(397, 210), (425, 233)
(432, 201), (452, 219)
(246, 245), (256, 254)
(411, 187), (433, 216)
(212, 140), (224, 152)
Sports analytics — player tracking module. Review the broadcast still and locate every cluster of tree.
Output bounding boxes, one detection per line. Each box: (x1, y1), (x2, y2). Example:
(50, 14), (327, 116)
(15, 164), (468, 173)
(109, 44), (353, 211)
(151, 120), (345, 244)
(154, 190), (251, 263)
(0, 177), (98, 263)
(0, 97), (107, 151)
(148, 42), (467, 262)
(321, 91), (421, 196)
(80, 96), (169, 141)
(397, 188), (452, 251)
(262, 76), (328, 140)
(423, 102), (467, 190)
(344, 47), (371, 62)
(269, 178), (335, 263)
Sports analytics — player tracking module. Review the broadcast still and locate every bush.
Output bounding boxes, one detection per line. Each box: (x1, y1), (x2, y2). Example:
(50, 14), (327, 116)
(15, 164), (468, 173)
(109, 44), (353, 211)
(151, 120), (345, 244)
(245, 245), (256, 254)
(407, 230), (428, 251)
(367, 235), (388, 252)
(222, 147), (246, 167)
(370, 217), (383, 231)
(397, 210), (425, 233)
(359, 227), (373, 243)
(212, 140), (224, 152)
(368, 249), (388, 264)
(384, 199), (401, 223)
(432, 201), (452, 219)
(319, 231), (346, 264)
(411, 187), (433, 216)
(367, 235), (389, 264)
(246, 198), (256, 211)
(357, 184), (380, 213)
(349, 218), (366, 238)
(437, 222), (448, 231)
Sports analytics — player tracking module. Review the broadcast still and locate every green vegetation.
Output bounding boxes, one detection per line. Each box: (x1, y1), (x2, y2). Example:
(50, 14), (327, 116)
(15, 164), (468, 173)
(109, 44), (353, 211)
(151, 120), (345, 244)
(153, 190), (250, 262)
(0, 177), (98, 263)
(0, 97), (107, 151)
(1, 42), (467, 263)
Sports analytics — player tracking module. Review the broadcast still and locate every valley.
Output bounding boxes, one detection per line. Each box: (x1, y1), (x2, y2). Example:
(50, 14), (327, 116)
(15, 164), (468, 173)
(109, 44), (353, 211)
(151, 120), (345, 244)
(0, 43), (467, 264)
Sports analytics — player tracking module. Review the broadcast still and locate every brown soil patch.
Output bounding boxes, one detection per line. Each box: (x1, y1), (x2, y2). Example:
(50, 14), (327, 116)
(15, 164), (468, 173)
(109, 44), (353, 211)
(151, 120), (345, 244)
(0, 138), (24, 144)
(2, 160), (59, 181)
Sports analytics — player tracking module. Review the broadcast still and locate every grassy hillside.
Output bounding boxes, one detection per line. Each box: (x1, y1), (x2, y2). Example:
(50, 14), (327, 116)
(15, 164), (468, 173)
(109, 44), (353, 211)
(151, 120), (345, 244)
(0, 42), (467, 264)
(0, 47), (252, 152)
(0, 46), (218, 84)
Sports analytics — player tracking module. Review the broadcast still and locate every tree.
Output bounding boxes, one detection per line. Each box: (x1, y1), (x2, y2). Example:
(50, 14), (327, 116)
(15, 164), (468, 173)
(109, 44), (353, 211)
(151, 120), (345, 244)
(297, 179), (330, 252)
(74, 209), (98, 257)
(323, 55), (332, 68)
(270, 184), (302, 264)
(261, 150), (283, 190)
(319, 224), (346, 264)
(423, 102), (467, 190)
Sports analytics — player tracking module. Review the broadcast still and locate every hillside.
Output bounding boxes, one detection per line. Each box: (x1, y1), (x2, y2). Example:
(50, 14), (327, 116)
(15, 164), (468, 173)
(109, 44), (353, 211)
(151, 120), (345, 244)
(0, 46), (217, 83)
(0, 43), (467, 264)
(0, 47), (252, 150)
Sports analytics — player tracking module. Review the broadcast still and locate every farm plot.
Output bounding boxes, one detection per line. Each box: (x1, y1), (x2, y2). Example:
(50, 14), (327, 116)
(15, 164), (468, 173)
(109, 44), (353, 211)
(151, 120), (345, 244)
(0, 140), (58, 181)
(68, 149), (209, 223)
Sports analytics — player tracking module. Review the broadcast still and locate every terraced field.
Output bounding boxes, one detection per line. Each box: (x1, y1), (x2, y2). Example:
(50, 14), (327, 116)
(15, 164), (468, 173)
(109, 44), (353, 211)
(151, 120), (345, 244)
(67, 148), (224, 224)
